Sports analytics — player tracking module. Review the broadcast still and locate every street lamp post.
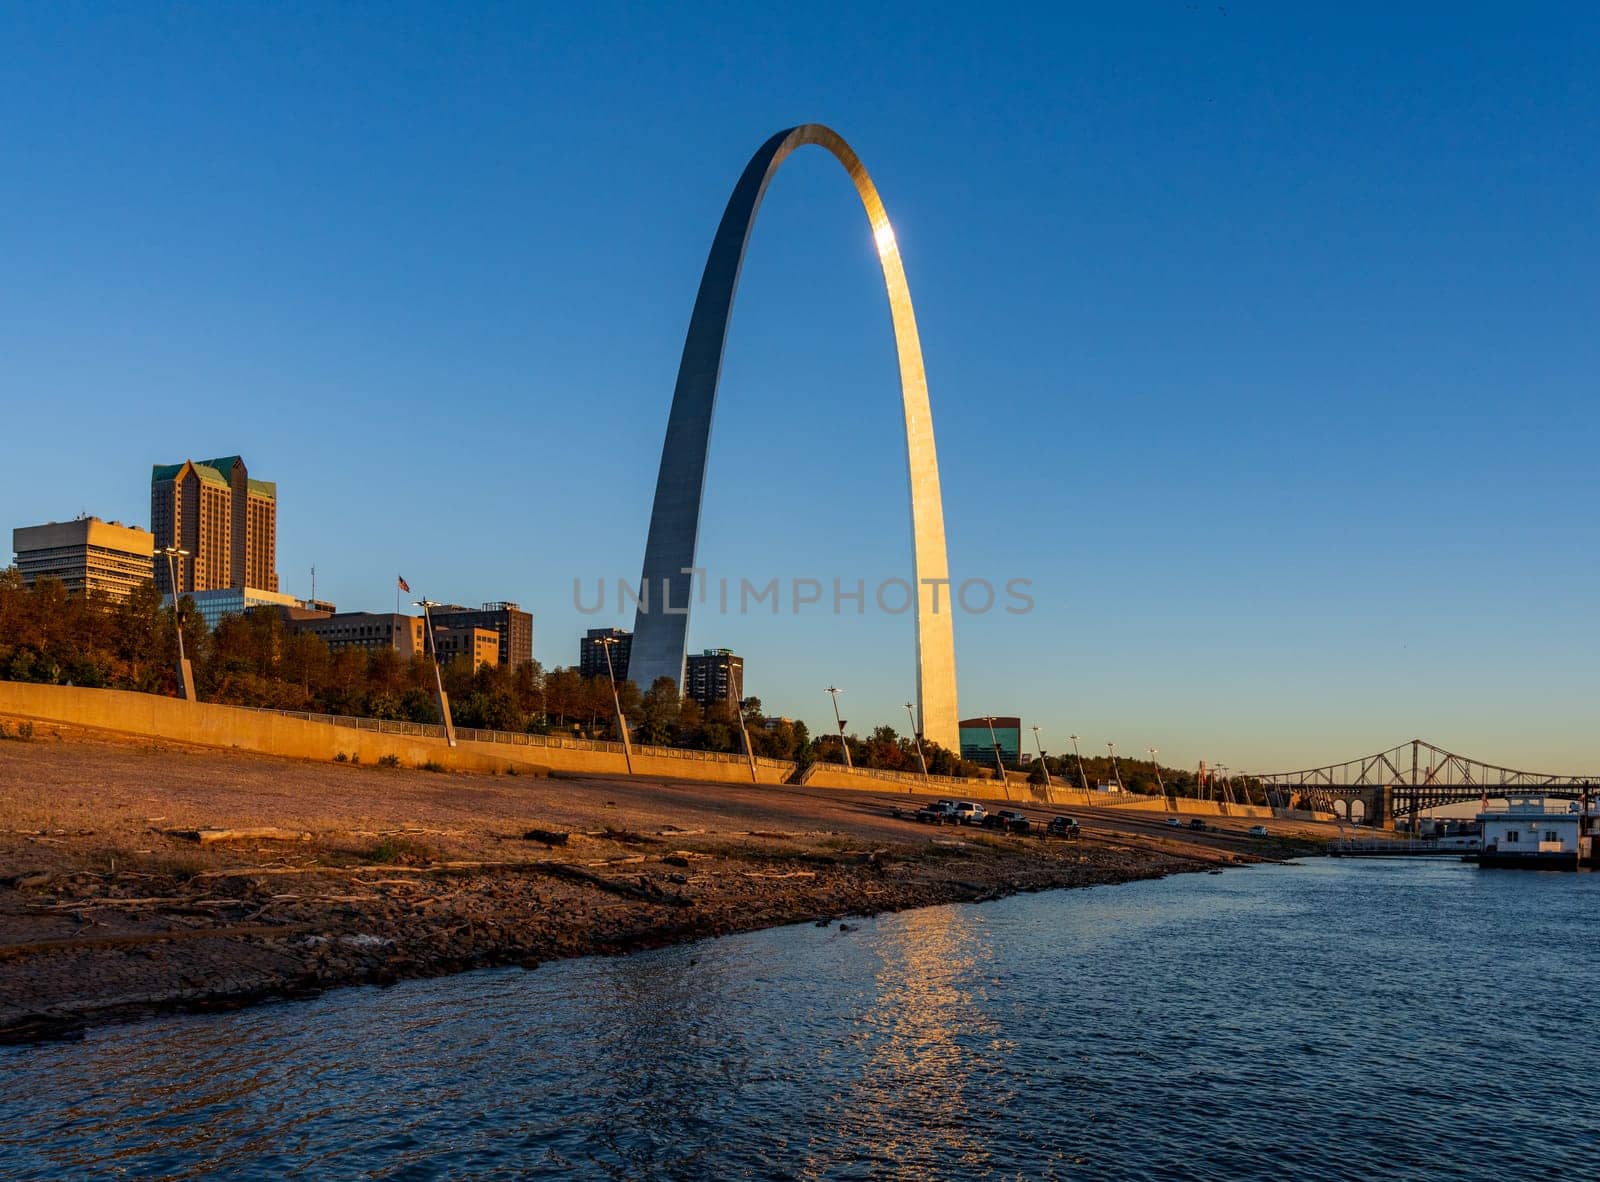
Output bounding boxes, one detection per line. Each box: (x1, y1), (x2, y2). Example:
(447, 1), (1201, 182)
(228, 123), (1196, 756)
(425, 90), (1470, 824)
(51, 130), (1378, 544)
(905, 701), (930, 792)
(159, 546), (197, 702)
(594, 635), (633, 774)
(731, 662), (757, 784)
(1069, 734), (1089, 794)
(826, 686), (851, 769)
(982, 715), (1011, 800)
(413, 598), (457, 748)
(1107, 741), (1124, 793)
(1148, 746), (1169, 810)
(1032, 725), (1053, 799)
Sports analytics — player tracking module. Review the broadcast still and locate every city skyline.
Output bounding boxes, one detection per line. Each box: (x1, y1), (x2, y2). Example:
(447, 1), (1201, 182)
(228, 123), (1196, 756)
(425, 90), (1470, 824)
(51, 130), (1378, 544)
(2, 3), (1595, 771)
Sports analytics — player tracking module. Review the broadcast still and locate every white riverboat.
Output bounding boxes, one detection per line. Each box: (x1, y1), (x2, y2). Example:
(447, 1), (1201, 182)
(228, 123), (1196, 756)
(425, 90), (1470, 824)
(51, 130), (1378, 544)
(1477, 796), (1596, 871)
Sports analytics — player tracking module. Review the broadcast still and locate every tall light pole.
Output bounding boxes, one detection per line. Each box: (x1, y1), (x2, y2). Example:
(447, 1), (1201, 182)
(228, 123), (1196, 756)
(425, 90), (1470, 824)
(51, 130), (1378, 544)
(731, 661), (756, 783)
(1107, 741), (1124, 792)
(982, 715), (1011, 800)
(1069, 734), (1089, 793)
(826, 686), (851, 769)
(905, 701), (930, 791)
(1032, 725), (1053, 796)
(594, 634), (633, 774)
(413, 598), (457, 748)
(160, 546), (197, 702)
(1216, 763), (1232, 806)
(1148, 746), (1169, 810)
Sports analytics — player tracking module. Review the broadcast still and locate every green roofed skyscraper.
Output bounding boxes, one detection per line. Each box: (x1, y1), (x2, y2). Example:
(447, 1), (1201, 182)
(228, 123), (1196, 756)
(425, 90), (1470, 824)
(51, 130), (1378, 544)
(150, 455), (278, 597)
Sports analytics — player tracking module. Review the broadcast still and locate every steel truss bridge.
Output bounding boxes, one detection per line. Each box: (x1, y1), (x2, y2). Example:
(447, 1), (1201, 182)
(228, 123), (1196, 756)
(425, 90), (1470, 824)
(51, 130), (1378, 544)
(1255, 739), (1599, 827)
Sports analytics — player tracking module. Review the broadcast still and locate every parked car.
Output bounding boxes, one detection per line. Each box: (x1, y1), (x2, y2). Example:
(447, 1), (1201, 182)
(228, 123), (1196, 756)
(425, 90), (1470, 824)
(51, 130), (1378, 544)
(1164, 817), (1183, 828)
(1247, 824), (1270, 837)
(913, 802), (957, 824)
(1188, 818), (1207, 831)
(983, 809), (1031, 834)
(951, 801), (987, 826)
(1047, 816), (1081, 839)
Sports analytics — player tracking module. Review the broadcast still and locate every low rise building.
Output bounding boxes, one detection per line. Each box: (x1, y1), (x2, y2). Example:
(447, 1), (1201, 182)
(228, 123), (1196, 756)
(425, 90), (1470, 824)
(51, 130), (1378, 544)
(12, 517), (155, 601)
(286, 611), (425, 657)
(959, 716), (1022, 766)
(431, 602), (532, 669)
(433, 625), (500, 670)
(175, 586), (307, 631)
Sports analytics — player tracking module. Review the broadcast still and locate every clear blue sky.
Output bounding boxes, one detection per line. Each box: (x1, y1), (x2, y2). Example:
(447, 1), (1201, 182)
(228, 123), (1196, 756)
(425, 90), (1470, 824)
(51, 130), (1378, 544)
(3, 2), (1596, 772)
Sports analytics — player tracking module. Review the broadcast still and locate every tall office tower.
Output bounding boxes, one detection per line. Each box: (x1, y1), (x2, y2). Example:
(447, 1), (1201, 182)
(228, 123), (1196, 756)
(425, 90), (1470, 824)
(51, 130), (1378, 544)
(150, 456), (278, 596)
(579, 628), (632, 681)
(684, 648), (744, 708)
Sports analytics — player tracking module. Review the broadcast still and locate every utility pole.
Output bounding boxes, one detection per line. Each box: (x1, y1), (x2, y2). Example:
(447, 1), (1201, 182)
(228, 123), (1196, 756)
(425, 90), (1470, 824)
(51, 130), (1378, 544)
(1148, 747), (1169, 810)
(731, 662), (757, 783)
(1032, 725), (1053, 797)
(983, 716), (1012, 800)
(906, 701), (930, 792)
(413, 598), (457, 747)
(1107, 741), (1124, 792)
(1069, 734), (1089, 793)
(594, 634), (633, 774)
(160, 546), (196, 703)
(826, 686), (851, 769)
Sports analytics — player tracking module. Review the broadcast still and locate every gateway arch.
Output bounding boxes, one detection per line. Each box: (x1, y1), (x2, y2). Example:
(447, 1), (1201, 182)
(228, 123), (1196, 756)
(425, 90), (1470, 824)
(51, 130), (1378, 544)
(629, 124), (959, 752)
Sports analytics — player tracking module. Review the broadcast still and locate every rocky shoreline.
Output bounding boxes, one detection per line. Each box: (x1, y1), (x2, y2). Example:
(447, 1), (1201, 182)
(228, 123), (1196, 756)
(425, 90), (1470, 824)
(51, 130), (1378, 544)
(0, 728), (1296, 1045)
(2, 826), (1259, 1044)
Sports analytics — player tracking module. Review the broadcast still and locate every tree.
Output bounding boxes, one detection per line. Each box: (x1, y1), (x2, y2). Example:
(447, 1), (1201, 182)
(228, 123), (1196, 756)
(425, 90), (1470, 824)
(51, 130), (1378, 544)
(635, 676), (681, 745)
(543, 667), (584, 727)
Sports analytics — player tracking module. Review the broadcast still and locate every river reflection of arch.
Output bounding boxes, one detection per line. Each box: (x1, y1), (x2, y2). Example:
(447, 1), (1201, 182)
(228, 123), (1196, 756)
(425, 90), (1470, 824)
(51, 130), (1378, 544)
(795, 906), (1001, 1176)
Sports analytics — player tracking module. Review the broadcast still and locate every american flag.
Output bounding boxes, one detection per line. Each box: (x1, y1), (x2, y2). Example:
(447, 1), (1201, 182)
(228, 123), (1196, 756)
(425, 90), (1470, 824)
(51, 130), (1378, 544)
(397, 575), (410, 593)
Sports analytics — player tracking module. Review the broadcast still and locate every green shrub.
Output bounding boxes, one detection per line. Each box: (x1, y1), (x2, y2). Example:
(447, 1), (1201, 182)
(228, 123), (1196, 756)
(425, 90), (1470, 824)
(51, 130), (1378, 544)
(377, 753), (401, 768)
(418, 759), (446, 773)
(333, 751), (349, 763)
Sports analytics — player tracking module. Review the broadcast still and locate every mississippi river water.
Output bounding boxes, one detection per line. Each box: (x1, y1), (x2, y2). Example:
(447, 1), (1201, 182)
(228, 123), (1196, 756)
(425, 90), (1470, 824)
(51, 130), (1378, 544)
(3, 859), (1598, 1180)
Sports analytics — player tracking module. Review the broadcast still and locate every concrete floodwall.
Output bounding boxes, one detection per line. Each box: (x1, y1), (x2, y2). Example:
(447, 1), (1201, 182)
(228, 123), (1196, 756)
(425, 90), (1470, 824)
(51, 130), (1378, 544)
(1100, 795), (1277, 819)
(793, 763), (1120, 808)
(797, 762), (1013, 799)
(1273, 806), (1336, 823)
(0, 682), (795, 784)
